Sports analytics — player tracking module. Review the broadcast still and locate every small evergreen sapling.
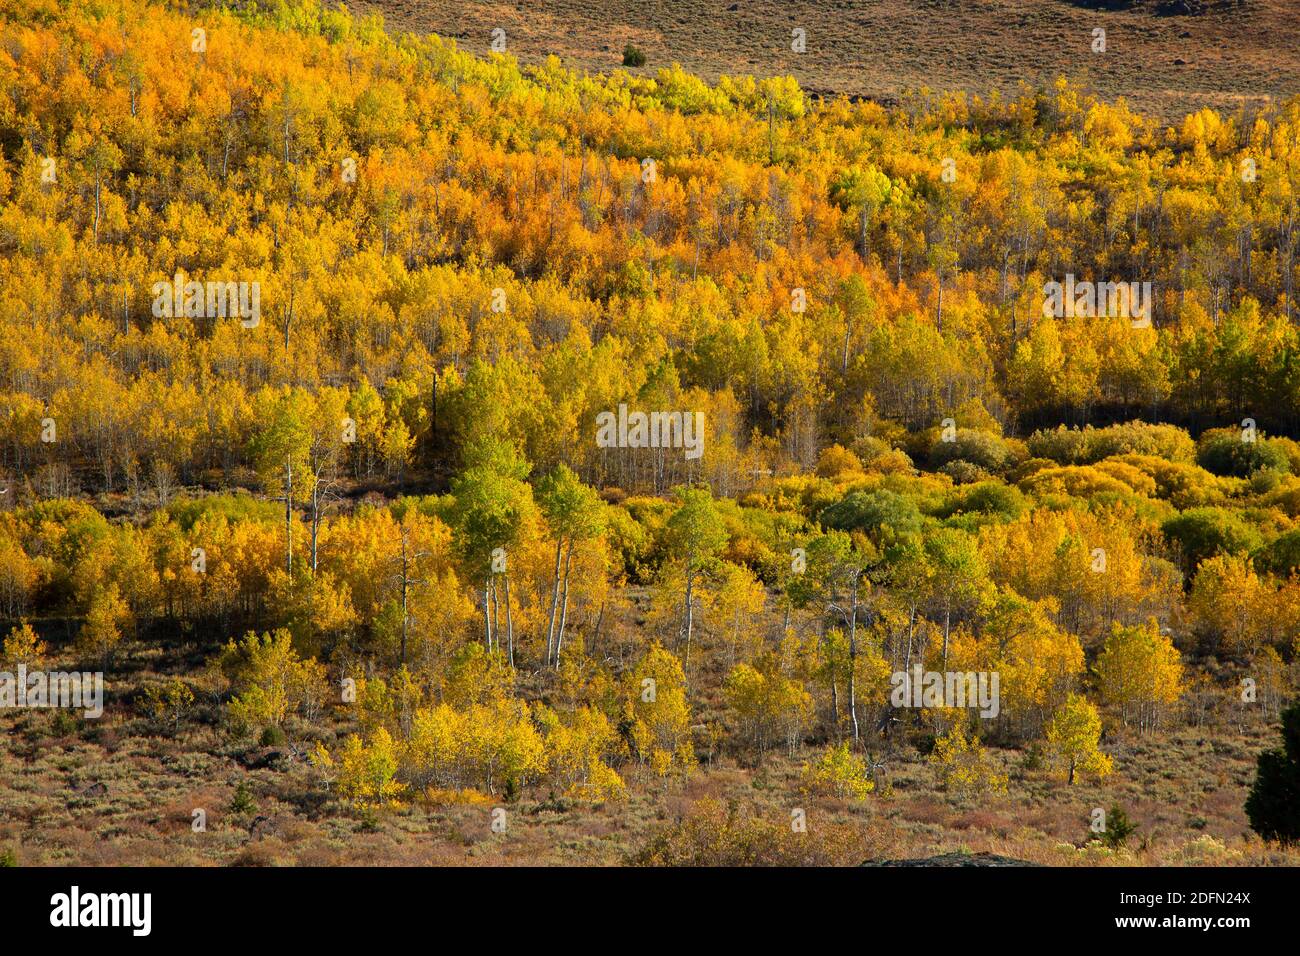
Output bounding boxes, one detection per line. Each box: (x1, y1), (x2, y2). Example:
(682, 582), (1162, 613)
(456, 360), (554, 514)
(1245, 702), (1300, 845)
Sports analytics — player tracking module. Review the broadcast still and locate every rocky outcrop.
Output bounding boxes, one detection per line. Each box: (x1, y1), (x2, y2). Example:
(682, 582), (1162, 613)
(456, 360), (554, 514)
(863, 852), (1038, 867)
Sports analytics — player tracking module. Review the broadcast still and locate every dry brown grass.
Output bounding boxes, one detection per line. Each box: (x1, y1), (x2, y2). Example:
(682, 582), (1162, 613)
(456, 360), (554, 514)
(349, 0), (1300, 123)
(4, 635), (1299, 866)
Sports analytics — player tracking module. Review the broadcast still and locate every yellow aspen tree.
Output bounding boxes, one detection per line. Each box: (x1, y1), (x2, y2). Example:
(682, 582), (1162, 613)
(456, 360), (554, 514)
(1188, 553), (1266, 656)
(625, 642), (695, 775)
(1045, 693), (1112, 784)
(1095, 620), (1184, 732)
(928, 723), (1008, 796)
(332, 728), (406, 807)
(78, 582), (130, 666)
(802, 742), (874, 800)
(2, 620), (47, 668)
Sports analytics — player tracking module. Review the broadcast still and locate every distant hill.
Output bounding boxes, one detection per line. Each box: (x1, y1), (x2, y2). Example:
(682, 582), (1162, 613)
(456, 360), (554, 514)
(352, 0), (1298, 121)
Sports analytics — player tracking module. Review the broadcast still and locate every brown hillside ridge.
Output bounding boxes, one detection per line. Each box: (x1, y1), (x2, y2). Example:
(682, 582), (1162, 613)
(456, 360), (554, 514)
(350, 0), (1300, 122)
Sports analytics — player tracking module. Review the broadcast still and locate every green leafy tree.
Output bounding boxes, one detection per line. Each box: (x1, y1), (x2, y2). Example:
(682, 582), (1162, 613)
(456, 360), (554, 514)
(448, 438), (535, 666)
(664, 486), (728, 673)
(537, 463), (606, 667)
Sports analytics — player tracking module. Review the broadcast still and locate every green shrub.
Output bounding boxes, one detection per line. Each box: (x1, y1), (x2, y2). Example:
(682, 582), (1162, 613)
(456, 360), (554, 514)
(48, 710), (78, 737)
(1196, 427), (1291, 477)
(168, 493), (281, 531)
(1161, 507), (1263, 572)
(1257, 528), (1300, 576)
(929, 428), (1014, 474)
(622, 44), (646, 67)
(1028, 422), (1194, 465)
(941, 481), (1028, 522)
(939, 460), (991, 485)
(819, 488), (923, 538)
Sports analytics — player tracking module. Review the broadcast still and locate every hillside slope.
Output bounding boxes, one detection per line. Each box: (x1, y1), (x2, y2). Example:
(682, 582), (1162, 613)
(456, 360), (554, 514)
(352, 0), (1300, 121)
